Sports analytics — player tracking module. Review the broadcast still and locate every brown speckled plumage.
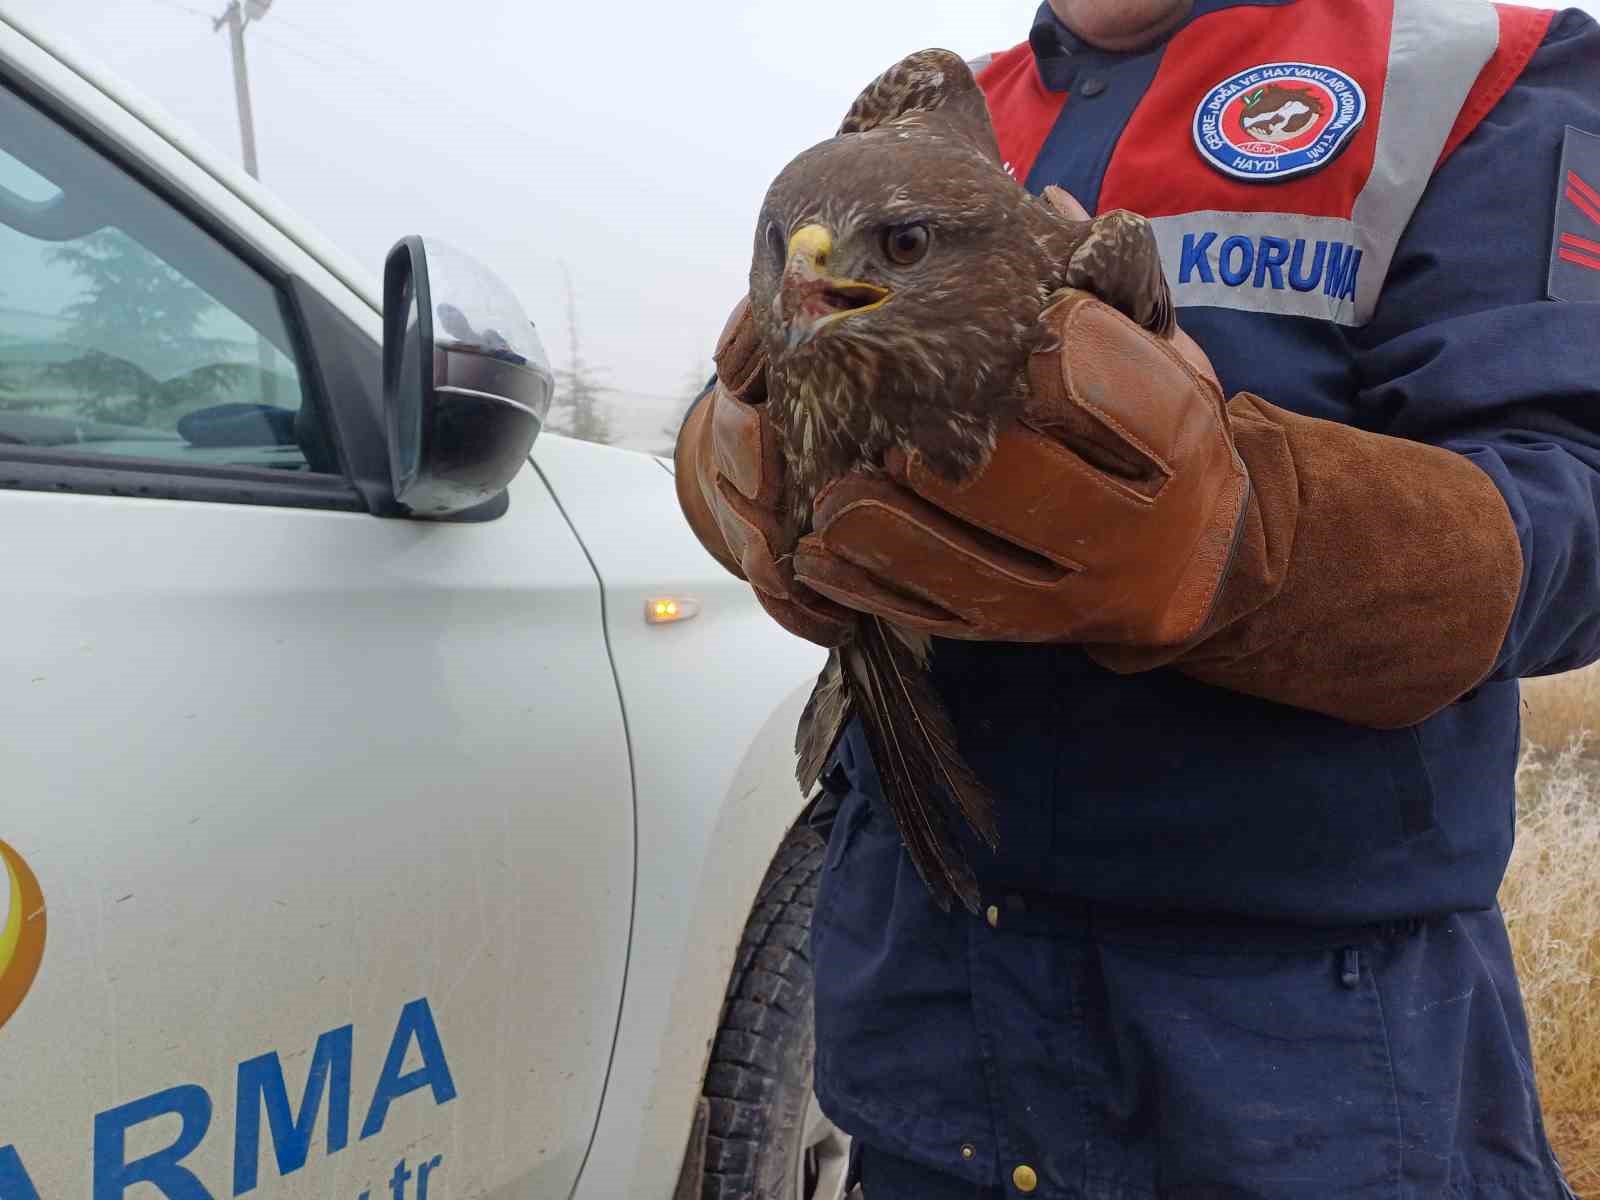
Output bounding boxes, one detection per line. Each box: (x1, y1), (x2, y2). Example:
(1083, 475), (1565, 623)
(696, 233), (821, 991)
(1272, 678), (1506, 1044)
(751, 49), (1174, 911)
(752, 48), (1171, 541)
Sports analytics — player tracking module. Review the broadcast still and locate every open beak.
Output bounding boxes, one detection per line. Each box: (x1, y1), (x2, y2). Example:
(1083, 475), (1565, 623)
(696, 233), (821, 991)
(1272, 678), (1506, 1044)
(776, 224), (890, 350)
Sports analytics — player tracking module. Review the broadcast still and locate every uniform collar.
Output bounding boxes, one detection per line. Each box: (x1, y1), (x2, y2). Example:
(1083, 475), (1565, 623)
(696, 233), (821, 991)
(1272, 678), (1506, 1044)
(1028, 0), (1297, 90)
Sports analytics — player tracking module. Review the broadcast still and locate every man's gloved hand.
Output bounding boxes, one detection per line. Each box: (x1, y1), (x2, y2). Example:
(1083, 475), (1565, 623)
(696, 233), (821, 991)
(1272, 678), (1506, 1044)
(674, 298), (853, 647)
(792, 289), (1249, 647)
(788, 289), (1524, 730)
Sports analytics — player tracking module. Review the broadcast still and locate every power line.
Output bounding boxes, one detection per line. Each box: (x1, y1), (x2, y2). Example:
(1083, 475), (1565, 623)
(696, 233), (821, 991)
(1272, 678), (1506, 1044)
(245, 28), (430, 111)
(244, 14), (478, 115)
(243, 28), (345, 74)
(130, 0), (539, 149)
(134, 0), (440, 108)
(254, 10), (397, 77)
(220, 9), (539, 142)
(142, 0), (215, 19)
(138, 0), (421, 86)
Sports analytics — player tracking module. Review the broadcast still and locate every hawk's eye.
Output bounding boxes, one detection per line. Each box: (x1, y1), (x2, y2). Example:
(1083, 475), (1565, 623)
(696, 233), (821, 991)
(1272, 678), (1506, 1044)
(882, 223), (931, 266)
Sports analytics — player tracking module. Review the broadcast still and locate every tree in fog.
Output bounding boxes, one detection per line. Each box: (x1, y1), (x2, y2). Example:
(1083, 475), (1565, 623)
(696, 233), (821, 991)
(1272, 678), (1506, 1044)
(43, 232), (239, 424)
(659, 358), (712, 454)
(548, 267), (614, 446)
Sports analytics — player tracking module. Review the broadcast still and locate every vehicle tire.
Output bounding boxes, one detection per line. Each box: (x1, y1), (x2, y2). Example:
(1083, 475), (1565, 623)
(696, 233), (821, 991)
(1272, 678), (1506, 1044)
(699, 824), (852, 1200)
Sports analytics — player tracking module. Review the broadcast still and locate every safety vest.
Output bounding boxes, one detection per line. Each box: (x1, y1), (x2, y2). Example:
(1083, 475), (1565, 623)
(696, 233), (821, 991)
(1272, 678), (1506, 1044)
(975, 0), (1554, 327)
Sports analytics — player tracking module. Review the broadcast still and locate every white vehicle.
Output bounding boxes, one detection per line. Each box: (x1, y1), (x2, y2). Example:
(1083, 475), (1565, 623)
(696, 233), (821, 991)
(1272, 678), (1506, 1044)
(0, 11), (847, 1199)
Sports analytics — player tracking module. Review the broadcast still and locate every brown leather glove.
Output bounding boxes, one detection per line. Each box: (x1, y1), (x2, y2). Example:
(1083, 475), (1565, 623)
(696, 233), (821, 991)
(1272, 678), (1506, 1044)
(794, 290), (1248, 647)
(674, 299), (853, 646)
(789, 289), (1524, 729)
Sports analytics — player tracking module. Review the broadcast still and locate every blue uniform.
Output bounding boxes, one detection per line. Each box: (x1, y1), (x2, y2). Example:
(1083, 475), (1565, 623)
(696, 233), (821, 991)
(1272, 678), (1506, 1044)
(812, 2), (1600, 1196)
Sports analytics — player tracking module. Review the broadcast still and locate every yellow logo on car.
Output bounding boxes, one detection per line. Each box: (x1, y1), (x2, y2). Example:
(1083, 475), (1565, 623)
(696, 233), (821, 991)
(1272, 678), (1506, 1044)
(0, 839), (46, 1033)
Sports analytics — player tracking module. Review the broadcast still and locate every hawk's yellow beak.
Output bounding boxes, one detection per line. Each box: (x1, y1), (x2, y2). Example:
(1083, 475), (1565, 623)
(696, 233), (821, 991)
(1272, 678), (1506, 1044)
(787, 224), (835, 266)
(778, 224), (890, 349)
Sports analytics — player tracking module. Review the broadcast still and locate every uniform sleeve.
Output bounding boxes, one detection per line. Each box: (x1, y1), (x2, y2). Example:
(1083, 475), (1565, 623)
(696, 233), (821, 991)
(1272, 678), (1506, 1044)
(1353, 8), (1600, 680)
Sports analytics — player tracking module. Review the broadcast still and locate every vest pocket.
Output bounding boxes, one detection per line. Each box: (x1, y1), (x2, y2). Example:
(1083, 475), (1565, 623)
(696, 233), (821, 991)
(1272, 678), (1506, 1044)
(1090, 938), (1403, 1198)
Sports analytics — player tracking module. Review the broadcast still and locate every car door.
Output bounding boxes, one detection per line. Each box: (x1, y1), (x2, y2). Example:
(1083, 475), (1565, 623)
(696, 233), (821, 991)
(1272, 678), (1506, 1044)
(0, 44), (632, 1200)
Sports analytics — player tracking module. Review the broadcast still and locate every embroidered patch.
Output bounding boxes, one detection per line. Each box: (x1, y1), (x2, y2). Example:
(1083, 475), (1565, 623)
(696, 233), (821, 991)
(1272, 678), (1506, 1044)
(1152, 212), (1367, 324)
(1193, 62), (1367, 182)
(1549, 127), (1600, 303)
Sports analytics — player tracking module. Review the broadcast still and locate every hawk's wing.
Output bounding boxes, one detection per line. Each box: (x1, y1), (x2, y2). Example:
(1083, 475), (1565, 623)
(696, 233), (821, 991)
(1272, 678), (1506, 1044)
(1038, 193), (1176, 339)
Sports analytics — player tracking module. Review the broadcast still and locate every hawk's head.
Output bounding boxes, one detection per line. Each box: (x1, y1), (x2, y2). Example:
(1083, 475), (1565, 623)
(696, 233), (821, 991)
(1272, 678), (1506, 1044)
(750, 49), (1063, 494)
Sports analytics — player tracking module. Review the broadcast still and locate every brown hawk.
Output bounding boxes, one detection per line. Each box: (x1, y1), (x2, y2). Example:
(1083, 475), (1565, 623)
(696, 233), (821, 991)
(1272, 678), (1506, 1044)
(748, 48), (1174, 912)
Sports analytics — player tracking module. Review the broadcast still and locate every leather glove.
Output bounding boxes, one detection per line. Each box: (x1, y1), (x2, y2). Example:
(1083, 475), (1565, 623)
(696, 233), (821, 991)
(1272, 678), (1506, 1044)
(789, 289), (1524, 729)
(791, 289), (1249, 646)
(674, 298), (853, 647)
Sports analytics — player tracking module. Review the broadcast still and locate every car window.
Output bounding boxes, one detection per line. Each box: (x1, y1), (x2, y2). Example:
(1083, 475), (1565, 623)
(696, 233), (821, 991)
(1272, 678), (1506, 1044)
(0, 83), (333, 474)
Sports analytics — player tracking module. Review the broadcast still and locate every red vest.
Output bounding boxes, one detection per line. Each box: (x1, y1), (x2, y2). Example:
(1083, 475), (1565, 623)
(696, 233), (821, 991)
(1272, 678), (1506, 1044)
(974, 0), (1554, 326)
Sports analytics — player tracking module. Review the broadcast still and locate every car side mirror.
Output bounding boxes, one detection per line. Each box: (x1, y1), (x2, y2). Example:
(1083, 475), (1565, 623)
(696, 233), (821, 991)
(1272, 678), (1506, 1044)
(381, 236), (553, 516)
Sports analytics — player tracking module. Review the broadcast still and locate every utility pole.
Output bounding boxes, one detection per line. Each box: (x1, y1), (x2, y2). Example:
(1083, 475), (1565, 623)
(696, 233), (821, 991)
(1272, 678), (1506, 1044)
(213, 0), (276, 406)
(212, 0), (270, 180)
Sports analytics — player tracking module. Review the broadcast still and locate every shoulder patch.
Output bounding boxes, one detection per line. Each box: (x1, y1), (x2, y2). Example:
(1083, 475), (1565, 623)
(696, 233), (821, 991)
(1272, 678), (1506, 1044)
(1549, 126), (1600, 302)
(1192, 62), (1368, 183)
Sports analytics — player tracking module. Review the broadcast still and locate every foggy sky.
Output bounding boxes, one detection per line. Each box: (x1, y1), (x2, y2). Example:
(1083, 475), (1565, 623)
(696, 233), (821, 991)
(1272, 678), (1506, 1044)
(3, 0), (1591, 406)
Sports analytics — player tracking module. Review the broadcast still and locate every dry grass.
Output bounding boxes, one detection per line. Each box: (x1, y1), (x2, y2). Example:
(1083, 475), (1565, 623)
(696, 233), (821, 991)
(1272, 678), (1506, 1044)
(1521, 666), (1600, 755)
(1502, 665), (1600, 1194)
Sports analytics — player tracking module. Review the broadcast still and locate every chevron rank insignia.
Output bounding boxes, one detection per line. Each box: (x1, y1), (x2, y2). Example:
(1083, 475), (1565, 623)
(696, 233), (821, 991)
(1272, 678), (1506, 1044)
(1549, 126), (1600, 303)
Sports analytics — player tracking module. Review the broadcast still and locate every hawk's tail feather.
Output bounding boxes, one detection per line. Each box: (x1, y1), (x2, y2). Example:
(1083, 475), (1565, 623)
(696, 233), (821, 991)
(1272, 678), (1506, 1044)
(796, 648), (851, 794)
(866, 618), (998, 851)
(841, 618), (996, 914)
